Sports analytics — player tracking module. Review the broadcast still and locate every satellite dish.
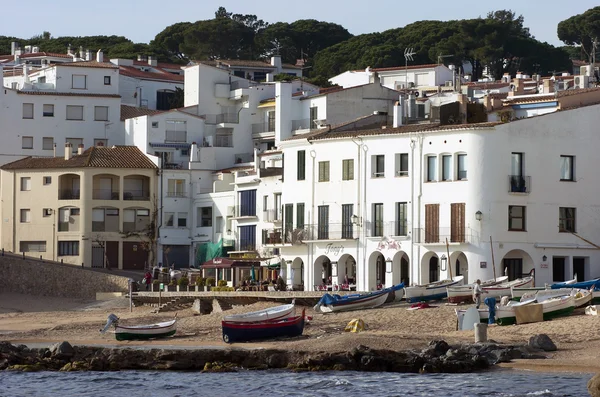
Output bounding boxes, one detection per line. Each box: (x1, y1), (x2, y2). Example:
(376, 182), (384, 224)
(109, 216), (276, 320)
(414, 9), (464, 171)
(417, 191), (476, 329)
(414, 92), (420, 98)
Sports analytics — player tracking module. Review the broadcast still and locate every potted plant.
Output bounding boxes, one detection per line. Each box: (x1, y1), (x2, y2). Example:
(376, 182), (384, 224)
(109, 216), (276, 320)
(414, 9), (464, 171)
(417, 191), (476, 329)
(167, 279), (177, 292)
(152, 279), (160, 292)
(195, 277), (205, 292)
(206, 277), (216, 291)
(217, 279), (227, 287)
(177, 276), (189, 292)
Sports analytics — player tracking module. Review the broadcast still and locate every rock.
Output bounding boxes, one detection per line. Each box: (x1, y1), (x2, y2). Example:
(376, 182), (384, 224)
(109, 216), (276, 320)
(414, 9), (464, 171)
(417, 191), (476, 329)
(266, 353), (288, 368)
(588, 373), (600, 397)
(49, 341), (75, 359)
(528, 334), (557, 352)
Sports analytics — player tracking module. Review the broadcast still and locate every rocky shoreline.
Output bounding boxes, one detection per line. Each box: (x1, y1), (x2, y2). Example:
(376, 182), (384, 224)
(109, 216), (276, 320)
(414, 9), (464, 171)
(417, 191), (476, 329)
(0, 335), (557, 373)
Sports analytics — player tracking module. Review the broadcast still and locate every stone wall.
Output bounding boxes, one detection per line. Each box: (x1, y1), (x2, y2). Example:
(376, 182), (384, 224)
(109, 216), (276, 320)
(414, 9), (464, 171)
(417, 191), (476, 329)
(0, 253), (130, 300)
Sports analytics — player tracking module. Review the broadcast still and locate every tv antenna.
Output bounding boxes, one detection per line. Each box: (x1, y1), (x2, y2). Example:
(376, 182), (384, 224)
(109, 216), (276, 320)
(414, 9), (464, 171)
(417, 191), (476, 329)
(404, 48), (416, 90)
(437, 54), (453, 65)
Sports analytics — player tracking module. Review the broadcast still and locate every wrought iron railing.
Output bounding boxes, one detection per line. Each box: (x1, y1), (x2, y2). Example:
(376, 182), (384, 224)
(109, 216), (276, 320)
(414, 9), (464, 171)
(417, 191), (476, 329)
(509, 175), (531, 194)
(412, 227), (479, 244)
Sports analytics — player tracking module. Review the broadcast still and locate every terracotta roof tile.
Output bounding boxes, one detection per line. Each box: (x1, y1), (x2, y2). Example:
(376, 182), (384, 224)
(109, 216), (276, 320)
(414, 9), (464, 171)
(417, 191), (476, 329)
(21, 52), (72, 59)
(1, 146), (157, 170)
(119, 65), (184, 82)
(17, 91), (120, 98)
(56, 61), (118, 69)
(120, 105), (163, 121)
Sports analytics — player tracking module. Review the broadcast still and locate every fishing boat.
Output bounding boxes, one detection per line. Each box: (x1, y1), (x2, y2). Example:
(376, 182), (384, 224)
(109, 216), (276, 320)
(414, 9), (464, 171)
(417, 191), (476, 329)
(455, 308), (489, 324)
(100, 313), (177, 341)
(221, 309), (305, 343)
(538, 295), (576, 320)
(483, 270), (535, 299)
(405, 276), (464, 303)
(495, 298), (536, 326)
(313, 284), (403, 314)
(527, 288), (592, 309)
(223, 301), (295, 323)
(551, 277), (600, 290)
(447, 276), (508, 304)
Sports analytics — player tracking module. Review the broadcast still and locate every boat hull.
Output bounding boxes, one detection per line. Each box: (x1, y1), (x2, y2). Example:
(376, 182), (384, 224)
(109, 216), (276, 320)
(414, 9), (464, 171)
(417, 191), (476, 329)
(447, 276), (508, 304)
(405, 276), (464, 303)
(223, 303), (295, 323)
(114, 320), (177, 341)
(314, 290), (390, 313)
(221, 313), (305, 343)
(484, 275), (534, 299)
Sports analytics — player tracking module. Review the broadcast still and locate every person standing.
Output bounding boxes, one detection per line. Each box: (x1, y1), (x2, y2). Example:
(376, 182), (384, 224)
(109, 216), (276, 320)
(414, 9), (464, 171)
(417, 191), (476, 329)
(473, 279), (484, 309)
(143, 271), (152, 291)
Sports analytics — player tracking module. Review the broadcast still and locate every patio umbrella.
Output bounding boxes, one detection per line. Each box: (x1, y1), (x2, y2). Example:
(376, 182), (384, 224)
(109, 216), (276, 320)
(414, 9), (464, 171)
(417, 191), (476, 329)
(251, 265), (256, 282)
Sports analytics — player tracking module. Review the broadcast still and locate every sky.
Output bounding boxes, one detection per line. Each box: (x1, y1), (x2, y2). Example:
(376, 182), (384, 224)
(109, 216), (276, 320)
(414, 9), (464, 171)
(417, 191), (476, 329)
(2, 0), (598, 48)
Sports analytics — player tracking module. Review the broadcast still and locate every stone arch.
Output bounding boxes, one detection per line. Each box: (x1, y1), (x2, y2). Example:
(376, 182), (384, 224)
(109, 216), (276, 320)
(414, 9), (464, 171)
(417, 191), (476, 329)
(501, 249), (534, 281)
(313, 255), (331, 290)
(368, 251), (386, 291)
(338, 253), (357, 289)
(391, 251), (410, 286)
(420, 251), (440, 284)
(450, 251), (469, 283)
(291, 257), (304, 290)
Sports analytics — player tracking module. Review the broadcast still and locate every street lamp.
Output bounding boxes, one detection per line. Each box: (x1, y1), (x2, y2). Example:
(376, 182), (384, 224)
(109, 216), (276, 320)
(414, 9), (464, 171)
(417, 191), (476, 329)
(475, 211), (483, 221)
(440, 254), (447, 271)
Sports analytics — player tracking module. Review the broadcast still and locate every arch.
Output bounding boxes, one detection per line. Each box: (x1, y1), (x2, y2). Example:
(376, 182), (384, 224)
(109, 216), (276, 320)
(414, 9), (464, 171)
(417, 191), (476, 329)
(368, 251), (386, 290)
(57, 205), (81, 232)
(450, 251), (469, 283)
(391, 251), (410, 286)
(92, 173), (120, 200)
(58, 173), (81, 200)
(313, 255), (331, 290)
(501, 249), (534, 281)
(420, 251), (440, 284)
(291, 257), (304, 290)
(123, 174), (150, 201)
(338, 253), (357, 289)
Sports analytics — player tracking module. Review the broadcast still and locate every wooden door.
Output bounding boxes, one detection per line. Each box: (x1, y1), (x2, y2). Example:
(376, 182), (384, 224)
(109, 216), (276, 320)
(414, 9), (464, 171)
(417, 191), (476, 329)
(106, 241), (119, 270)
(122, 242), (147, 270)
(425, 204), (439, 243)
(450, 203), (465, 243)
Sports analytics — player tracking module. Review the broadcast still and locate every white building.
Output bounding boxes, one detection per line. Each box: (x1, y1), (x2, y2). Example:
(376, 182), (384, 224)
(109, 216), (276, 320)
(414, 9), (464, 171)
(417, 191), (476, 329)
(197, 56), (302, 82)
(329, 64), (455, 90)
(274, 102), (600, 291)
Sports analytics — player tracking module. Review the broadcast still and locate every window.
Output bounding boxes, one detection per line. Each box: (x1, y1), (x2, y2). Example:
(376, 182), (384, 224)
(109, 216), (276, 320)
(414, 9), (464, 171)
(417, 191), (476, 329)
(317, 206), (329, 239)
(164, 212), (174, 227)
(457, 154), (467, 180)
(198, 207), (212, 227)
(70, 208), (81, 216)
(239, 190), (257, 217)
(20, 209), (31, 223)
(238, 225), (256, 251)
(43, 104), (54, 117)
(72, 74), (87, 89)
(372, 155), (385, 178)
(372, 203), (384, 237)
(177, 212), (187, 227)
(263, 195), (269, 211)
(66, 105), (84, 120)
(267, 111), (276, 132)
(396, 202), (407, 236)
(104, 76), (111, 85)
(43, 208), (52, 217)
(560, 155), (574, 181)
(94, 106), (109, 121)
(342, 159), (354, 181)
(296, 203), (305, 229)
(22, 103), (33, 119)
(274, 193), (282, 220)
(43, 176), (52, 185)
(342, 204), (353, 239)
(94, 139), (107, 147)
(181, 149), (189, 156)
(284, 204), (293, 237)
(167, 179), (186, 197)
(165, 120), (187, 142)
(22, 136), (33, 149)
(442, 155), (452, 181)
(508, 205), (526, 231)
(66, 138), (83, 153)
(395, 153), (409, 177)
(20, 241), (46, 252)
(309, 106), (318, 128)
(92, 208), (106, 231)
(20, 177), (31, 191)
(427, 156), (437, 182)
(43, 137), (54, 150)
(559, 207), (576, 233)
(297, 150), (306, 180)
(151, 121), (159, 128)
(58, 241), (79, 256)
(318, 161), (330, 182)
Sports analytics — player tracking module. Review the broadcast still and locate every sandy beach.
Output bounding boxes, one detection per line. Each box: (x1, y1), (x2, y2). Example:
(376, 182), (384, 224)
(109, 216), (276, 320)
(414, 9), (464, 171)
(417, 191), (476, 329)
(1, 292), (599, 374)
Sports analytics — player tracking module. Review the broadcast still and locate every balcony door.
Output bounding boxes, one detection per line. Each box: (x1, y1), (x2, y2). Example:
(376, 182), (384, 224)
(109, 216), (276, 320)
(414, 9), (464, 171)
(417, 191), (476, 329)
(318, 206), (329, 239)
(511, 152), (525, 192)
(425, 204), (439, 243)
(450, 203), (465, 243)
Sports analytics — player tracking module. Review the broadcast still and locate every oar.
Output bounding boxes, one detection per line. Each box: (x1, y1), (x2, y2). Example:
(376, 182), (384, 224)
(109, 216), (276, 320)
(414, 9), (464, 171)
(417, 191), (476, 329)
(490, 236), (497, 281)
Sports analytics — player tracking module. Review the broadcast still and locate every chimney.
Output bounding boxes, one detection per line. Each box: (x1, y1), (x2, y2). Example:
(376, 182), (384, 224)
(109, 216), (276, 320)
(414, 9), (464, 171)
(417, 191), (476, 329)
(137, 54), (143, 61)
(79, 46), (84, 59)
(502, 73), (511, 83)
(86, 49), (92, 61)
(543, 79), (554, 94)
(407, 94), (416, 119)
(270, 55), (282, 72)
(64, 143), (72, 160)
(10, 41), (18, 56)
(393, 97), (404, 128)
(67, 45), (73, 56)
(266, 73), (274, 82)
(23, 64), (30, 84)
(96, 49), (103, 63)
(148, 56), (157, 67)
(370, 71), (380, 85)
(77, 144), (84, 155)
(190, 142), (199, 162)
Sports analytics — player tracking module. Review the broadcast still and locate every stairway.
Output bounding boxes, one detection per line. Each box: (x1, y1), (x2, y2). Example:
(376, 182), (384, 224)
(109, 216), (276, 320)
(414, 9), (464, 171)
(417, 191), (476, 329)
(151, 297), (194, 313)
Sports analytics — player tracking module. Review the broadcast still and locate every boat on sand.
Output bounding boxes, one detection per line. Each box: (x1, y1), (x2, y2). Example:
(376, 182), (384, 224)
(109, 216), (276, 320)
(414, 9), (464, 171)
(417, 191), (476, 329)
(223, 301), (295, 323)
(221, 309), (305, 343)
(447, 276), (508, 304)
(100, 314), (177, 341)
(313, 283), (403, 314)
(405, 276), (464, 303)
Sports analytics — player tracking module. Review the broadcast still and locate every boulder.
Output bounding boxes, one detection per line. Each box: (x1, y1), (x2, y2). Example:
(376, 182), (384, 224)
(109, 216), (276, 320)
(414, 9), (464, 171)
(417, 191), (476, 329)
(528, 334), (557, 352)
(49, 342), (75, 359)
(588, 373), (600, 397)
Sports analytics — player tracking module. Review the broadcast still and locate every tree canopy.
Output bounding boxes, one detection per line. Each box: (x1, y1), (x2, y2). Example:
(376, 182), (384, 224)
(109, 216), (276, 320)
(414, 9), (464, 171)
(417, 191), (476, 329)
(557, 6), (600, 64)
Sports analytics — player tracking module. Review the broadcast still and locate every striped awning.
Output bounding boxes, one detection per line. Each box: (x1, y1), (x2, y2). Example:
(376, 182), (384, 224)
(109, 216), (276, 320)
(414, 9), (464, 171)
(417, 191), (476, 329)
(257, 100), (276, 108)
(149, 142), (191, 149)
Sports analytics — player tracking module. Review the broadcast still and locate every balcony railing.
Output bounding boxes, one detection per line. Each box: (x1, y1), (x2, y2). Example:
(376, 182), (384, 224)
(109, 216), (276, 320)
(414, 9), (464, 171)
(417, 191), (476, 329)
(262, 227), (307, 245)
(259, 167), (283, 178)
(412, 227), (479, 244)
(233, 205), (257, 218)
(262, 209), (282, 222)
(166, 191), (186, 198)
(292, 119), (312, 131)
(58, 222), (69, 232)
(93, 189), (119, 200)
(203, 113), (239, 125)
(262, 228), (284, 245)
(123, 190), (150, 201)
(252, 122), (275, 134)
(305, 223), (359, 240)
(365, 221), (409, 238)
(509, 175), (531, 194)
(59, 189), (80, 200)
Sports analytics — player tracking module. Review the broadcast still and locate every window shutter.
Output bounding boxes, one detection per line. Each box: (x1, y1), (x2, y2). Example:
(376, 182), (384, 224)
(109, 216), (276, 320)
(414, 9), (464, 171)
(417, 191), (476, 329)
(348, 160), (354, 180)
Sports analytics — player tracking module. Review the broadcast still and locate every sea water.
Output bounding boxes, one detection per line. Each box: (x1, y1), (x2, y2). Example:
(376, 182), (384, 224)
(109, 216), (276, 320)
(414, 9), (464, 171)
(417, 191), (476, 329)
(0, 369), (591, 397)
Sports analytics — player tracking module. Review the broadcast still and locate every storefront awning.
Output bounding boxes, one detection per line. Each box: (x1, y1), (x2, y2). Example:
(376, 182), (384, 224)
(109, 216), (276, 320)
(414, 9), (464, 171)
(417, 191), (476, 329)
(202, 257), (260, 269)
(257, 100), (275, 108)
(261, 256), (282, 269)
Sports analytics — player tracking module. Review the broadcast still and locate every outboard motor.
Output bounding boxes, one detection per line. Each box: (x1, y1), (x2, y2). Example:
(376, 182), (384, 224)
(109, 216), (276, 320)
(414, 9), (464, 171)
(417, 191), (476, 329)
(100, 314), (119, 334)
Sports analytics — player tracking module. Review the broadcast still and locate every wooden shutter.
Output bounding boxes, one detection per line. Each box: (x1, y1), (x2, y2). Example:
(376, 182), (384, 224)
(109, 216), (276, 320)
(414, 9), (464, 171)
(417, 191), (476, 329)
(425, 204), (439, 243)
(450, 203), (465, 243)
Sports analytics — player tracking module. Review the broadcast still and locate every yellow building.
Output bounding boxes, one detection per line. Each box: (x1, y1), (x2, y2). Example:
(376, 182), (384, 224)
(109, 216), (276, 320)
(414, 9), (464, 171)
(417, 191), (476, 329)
(0, 144), (158, 270)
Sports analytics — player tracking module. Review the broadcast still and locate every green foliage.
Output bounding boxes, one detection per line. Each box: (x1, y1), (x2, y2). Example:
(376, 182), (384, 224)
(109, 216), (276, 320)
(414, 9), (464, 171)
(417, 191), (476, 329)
(168, 279), (177, 286)
(273, 73), (298, 82)
(168, 87), (184, 109)
(211, 286), (235, 292)
(194, 277), (205, 287)
(557, 7), (600, 63)
(217, 279), (227, 287)
(177, 276), (189, 287)
(206, 277), (216, 287)
(153, 279), (160, 285)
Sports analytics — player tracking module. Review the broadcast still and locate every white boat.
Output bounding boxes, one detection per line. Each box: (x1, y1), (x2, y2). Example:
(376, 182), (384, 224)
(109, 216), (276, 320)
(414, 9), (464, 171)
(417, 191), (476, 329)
(511, 276), (577, 301)
(495, 298), (536, 326)
(455, 308), (489, 323)
(447, 276), (508, 304)
(528, 288), (592, 309)
(314, 288), (393, 313)
(405, 276), (464, 303)
(483, 271), (535, 299)
(223, 301), (296, 323)
(539, 295), (575, 320)
(100, 314), (177, 341)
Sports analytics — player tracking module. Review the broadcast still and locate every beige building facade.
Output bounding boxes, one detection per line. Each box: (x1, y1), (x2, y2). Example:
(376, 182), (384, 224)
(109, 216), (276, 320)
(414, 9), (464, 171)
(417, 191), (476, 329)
(0, 144), (158, 270)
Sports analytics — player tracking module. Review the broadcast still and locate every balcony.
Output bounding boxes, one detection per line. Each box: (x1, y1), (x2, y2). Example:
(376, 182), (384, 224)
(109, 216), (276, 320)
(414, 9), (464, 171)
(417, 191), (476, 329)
(166, 190), (187, 198)
(305, 223), (359, 241)
(123, 190), (150, 201)
(259, 167), (283, 178)
(509, 175), (531, 194)
(412, 227), (479, 244)
(58, 174), (80, 200)
(262, 209), (282, 223)
(232, 205), (257, 218)
(93, 189), (119, 200)
(204, 113), (239, 125)
(59, 189), (80, 200)
(366, 221), (409, 238)
(262, 228), (284, 245)
(262, 227), (306, 245)
(163, 161), (189, 170)
(292, 119), (312, 131)
(252, 122), (275, 134)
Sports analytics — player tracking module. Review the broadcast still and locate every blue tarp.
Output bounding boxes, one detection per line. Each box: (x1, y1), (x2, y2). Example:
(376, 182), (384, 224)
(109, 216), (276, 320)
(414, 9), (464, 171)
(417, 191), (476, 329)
(485, 297), (496, 324)
(315, 283), (404, 307)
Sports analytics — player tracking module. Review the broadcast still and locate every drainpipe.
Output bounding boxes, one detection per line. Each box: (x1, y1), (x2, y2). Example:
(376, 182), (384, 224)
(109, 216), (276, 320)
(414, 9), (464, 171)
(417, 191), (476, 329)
(410, 137), (416, 285)
(351, 137), (362, 287)
(362, 144), (369, 291)
(310, 149), (317, 291)
(417, 134), (424, 284)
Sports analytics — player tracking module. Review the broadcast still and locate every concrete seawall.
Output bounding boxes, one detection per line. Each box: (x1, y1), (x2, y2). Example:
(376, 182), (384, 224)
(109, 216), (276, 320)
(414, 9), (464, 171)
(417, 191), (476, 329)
(0, 253), (131, 300)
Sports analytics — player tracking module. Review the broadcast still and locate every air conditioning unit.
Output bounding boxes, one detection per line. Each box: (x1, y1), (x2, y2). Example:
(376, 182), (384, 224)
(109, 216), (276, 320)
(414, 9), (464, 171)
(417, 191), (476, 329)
(444, 80), (453, 87)
(574, 75), (589, 89)
(580, 66), (589, 76)
(226, 206), (235, 216)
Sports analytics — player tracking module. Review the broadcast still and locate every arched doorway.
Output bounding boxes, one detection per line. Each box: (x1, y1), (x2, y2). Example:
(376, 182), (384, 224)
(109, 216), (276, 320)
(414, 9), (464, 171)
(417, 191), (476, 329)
(451, 251), (469, 283)
(313, 255), (331, 290)
(429, 257), (439, 283)
(391, 251), (410, 286)
(502, 249), (534, 281)
(368, 252), (386, 290)
(338, 254), (357, 290)
(291, 257), (304, 290)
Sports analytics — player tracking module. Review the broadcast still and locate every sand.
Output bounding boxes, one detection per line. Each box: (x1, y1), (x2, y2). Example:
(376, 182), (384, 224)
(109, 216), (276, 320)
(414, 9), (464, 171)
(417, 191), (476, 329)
(0, 292), (599, 373)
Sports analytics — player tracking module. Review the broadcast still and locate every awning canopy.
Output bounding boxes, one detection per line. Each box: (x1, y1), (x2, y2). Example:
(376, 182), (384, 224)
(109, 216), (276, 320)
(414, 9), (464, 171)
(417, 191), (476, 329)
(261, 256), (282, 268)
(202, 257), (260, 269)
(257, 100), (275, 108)
(149, 142), (191, 149)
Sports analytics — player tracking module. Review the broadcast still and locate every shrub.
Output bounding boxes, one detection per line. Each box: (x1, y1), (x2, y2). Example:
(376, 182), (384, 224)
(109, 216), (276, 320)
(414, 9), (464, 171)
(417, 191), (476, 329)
(206, 277), (216, 287)
(168, 280), (177, 286)
(217, 279), (227, 287)
(211, 286), (235, 292)
(153, 279), (160, 285)
(178, 276), (189, 287)
(195, 277), (205, 287)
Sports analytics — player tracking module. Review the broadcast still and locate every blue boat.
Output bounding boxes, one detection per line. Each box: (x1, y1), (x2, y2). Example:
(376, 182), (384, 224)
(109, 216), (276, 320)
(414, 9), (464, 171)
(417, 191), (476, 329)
(314, 283), (404, 313)
(551, 278), (600, 290)
(221, 309), (305, 343)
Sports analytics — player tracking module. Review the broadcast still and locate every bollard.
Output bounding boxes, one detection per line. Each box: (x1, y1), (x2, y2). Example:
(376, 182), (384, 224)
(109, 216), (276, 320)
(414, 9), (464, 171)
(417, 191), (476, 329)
(474, 323), (488, 343)
(61, 259), (63, 264)
(2, 248), (4, 256)
(40, 255), (42, 262)
(23, 252), (25, 259)
(82, 263), (84, 268)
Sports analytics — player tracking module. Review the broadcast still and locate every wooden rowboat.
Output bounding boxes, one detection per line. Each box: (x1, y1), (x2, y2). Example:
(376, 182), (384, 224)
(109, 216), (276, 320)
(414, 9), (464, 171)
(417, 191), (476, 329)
(223, 301), (295, 323)
(221, 309), (305, 343)
(447, 276), (508, 304)
(100, 314), (177, 341)
(405, 276), (464, 303)
(313, 288), (392, 314)
(511, 276), (577, 301)
(483, 270), (535, 299)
